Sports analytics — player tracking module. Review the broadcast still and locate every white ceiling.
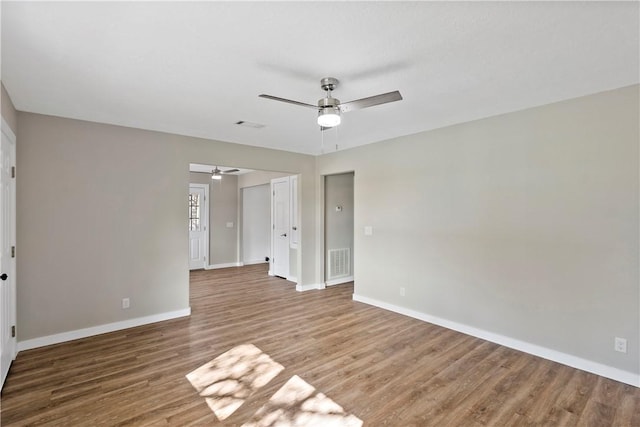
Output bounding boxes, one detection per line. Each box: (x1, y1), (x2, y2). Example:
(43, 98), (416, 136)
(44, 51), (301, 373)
(1, 2), (638, 155)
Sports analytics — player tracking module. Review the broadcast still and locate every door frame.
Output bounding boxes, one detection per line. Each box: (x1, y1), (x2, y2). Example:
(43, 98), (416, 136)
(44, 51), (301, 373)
(1, 117), (17, 389)
(320, 171), (356, 288)
(188, 183), (209, 270)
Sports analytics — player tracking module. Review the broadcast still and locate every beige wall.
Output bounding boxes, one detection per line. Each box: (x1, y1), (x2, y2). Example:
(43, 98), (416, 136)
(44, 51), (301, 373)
(17, 113), (317, 340)
(318, 85), (639, 375)
(238, 170), (288, 189)
(1, 82), (18, 135)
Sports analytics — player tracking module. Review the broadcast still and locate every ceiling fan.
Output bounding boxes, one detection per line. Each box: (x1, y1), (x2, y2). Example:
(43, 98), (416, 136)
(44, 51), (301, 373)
(192, 166), (240, 180)
(259, 77), (402, 129)
(210, 166), (239, 180)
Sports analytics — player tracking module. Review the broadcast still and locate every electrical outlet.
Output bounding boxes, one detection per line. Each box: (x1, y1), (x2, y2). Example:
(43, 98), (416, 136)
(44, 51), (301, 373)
(122, 298), (130, 309)
(400, 287), (405, 297)
(614, 337), (627, 353)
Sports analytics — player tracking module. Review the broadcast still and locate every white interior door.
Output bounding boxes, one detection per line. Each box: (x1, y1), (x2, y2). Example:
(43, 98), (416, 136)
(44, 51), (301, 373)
(189, 184), (209, 270)
(1, 119), (17, 389)
(271, 177), (290, 278)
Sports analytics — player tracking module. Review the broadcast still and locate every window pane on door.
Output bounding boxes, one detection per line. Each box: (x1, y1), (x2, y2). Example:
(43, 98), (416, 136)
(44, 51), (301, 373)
(189, 193), (200, 231)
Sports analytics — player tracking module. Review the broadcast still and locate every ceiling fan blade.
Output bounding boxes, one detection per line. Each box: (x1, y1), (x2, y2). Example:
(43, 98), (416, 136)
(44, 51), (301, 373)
(259, 94), (317, 109)
(221, 169), (240, 174)
(339, 91), (403, 113)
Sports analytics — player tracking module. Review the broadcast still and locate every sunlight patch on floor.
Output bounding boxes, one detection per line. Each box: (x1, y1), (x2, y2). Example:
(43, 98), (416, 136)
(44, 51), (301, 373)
(242, 375), (363, 427)
(186, 344), (284, 421)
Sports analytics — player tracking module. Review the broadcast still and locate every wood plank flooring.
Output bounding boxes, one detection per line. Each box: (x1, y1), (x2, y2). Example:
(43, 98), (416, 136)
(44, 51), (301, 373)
(1, 264), (639, 426)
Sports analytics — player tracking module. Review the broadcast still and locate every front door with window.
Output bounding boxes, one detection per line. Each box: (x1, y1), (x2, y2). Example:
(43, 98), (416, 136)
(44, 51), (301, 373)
(189, 184), (209, 270)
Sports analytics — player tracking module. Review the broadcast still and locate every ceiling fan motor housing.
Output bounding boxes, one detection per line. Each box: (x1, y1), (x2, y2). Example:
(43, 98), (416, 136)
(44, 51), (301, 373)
(320, 77), (339, 92)
(317, 97), (340, 109)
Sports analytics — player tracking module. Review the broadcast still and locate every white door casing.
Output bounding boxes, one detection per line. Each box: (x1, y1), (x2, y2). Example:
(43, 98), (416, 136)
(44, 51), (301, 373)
(0, 118), (17, 389)
(188, 184), (209, 270)
(289, 175), (299, 249)
(271, 177), (290, 278)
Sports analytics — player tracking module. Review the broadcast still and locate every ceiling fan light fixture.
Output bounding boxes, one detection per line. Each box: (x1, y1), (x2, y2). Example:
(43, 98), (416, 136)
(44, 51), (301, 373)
(211, 167), (223, 180)
(317, 107), (341, 127)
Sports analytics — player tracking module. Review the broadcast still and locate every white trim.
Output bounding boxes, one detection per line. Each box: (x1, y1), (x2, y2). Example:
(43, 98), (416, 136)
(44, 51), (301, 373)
(1, 117), (16, 142)
(287, 276), (297, 283)
(243, 260), (268, 266)
(289, 175), (299, 249)
(17, 308), (192, 352)
(206, 262), (243, 270)
(352, 294), (640, 388)
(326, 276), (354, 287)
(296, 283), (324, 292)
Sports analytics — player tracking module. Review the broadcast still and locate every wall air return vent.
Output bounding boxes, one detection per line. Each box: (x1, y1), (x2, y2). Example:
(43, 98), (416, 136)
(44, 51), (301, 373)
(328, 248), (350, 281)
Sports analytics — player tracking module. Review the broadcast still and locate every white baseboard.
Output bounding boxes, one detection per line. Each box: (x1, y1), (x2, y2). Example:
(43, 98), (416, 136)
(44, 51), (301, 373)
(244, 260), (268, 266)
(326, 276), (354, 287)
(206, 262), (243, 270)
(296, 283), (324, 292)
(287, 276), (298, 283)
(352, 294), (639, 388)
(17, 308), (192, 352)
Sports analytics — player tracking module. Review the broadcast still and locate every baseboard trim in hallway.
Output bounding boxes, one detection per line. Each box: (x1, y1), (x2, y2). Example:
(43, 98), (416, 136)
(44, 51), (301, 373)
(17, 308), (192, 352)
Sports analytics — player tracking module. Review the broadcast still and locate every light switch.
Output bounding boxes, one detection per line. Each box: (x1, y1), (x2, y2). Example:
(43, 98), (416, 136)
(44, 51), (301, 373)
(226, 222), (234, 228)
(364, 226), (373, 236)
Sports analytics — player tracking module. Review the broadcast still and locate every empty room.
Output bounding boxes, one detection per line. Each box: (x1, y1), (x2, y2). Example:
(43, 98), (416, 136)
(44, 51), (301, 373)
(1, 1), (639, 426)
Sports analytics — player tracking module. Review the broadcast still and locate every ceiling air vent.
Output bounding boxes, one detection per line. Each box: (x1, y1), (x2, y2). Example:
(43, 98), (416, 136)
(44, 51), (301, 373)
(236, 120), (265, 129)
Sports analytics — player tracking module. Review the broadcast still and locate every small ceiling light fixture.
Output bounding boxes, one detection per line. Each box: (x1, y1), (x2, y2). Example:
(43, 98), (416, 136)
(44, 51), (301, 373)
(211, 166), (223, 180)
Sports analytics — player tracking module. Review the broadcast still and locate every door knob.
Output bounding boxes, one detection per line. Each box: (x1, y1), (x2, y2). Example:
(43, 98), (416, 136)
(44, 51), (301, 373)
(280, 233), (287, 237)
(0, 273), (7, 281)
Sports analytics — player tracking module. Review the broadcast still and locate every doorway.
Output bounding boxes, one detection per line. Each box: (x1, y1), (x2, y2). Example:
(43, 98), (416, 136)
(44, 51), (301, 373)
(324, 172), (354, 286)
(242, 184), (270, 265)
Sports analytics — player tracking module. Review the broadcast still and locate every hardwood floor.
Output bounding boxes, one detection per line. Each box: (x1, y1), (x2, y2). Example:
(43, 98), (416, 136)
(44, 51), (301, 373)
(1, 264), (638, 426)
